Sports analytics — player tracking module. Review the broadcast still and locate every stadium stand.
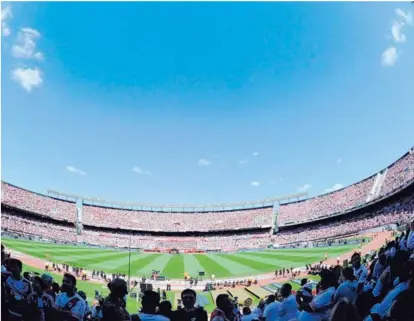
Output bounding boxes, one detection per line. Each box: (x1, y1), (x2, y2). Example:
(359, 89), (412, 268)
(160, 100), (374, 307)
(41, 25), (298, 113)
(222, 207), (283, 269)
(81, 205), (273, 232)
(278, 149), (414, 226)
(1, 147), (413, 252)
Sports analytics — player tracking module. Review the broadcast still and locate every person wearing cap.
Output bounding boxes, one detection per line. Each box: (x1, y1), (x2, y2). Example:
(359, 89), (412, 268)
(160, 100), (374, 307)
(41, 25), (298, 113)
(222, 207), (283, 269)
(102, 278), (130, 321)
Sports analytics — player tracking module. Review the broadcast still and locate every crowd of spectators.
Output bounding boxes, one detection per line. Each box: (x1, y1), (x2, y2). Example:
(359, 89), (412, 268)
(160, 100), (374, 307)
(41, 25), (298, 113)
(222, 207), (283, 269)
(1, 214), (77, 243)
(277, 176), (375, 226)
(1, 182), (76, 222)
(2, 192), (413, 252)
(2, 149), (413, 233)
(378, 150), (414, 198)
(272, 194), (414, 245)
(278, 150), (414, 226)
(82, 205), (273, 232)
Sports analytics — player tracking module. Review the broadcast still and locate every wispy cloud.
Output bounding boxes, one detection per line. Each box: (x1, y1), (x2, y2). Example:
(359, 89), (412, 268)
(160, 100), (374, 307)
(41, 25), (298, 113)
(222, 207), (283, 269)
(391, 20), (406, 43)
(1, 4), (12, 37)
(381, 47), (398, 67)
(336, 158), (343, 165)
(11, 67), (43, 92)
(395, 8), (413, 25)
(325, 183), (344, 193)
(198, 158), (211, 166)
(381, 8), (413, 67)
(250, 181), (260, 187)
(66, 166), (86, 176)
(297, 184), (312, 193)
(253, 152), (259, 157)
(12, 27), (43, 60)
(132, 166), (151, 176)
(238, 159), (249, 165)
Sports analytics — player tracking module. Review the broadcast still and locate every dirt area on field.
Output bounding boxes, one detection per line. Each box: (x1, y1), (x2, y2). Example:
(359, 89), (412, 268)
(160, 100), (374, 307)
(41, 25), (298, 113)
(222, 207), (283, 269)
(9, 231), (392, 288)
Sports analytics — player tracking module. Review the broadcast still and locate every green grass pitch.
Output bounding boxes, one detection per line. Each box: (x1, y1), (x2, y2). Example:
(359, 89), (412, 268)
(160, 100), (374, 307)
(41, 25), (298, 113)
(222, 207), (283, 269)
(2, 238), (356, 279)
(2, 237), (350, 314)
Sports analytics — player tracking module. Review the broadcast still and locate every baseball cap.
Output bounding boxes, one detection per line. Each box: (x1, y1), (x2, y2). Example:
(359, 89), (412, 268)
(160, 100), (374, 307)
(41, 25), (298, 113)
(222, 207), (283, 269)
(41, 273), (54, 285)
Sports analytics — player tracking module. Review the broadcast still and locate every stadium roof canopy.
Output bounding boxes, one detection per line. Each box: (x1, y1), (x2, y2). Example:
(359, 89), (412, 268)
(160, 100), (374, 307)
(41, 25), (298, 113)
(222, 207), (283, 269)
(46, 189), (308, 211)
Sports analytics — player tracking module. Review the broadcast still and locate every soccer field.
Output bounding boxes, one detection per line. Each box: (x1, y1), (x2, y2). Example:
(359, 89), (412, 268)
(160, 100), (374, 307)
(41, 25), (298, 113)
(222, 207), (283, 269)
(2, 238), (357, 279)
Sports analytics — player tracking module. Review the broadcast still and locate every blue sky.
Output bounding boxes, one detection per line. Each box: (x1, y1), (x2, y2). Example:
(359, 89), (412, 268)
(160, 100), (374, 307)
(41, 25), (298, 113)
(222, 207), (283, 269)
(1, 2), (414, 206)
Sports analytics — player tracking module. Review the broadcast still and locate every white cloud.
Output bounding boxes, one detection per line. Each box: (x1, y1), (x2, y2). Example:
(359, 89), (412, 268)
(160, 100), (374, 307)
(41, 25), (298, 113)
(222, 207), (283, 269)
(325, 183), (344, 193)
(381, 47), (398, 67)
(1, 4), (12, 37)
(198, 159), (211, 166)
(395, 8), (413, 25)
(11, 67), (43, 92)
(238, 159), (249, 164)
(66, 166), (86, 176)
(297, 184), (312, 193)
(336, 158), (343, 165)
(391, 20), (406, 43)
(132, 166), (151, 176)
(250, 181), (260, 187)
(253, 152), (259, 157)
(12, 27), (43, 60)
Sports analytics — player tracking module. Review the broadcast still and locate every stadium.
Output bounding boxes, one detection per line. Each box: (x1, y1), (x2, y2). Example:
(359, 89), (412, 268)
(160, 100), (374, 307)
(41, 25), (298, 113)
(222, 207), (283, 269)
(1, 147), (413, 313)
(2, 2), (414, 320)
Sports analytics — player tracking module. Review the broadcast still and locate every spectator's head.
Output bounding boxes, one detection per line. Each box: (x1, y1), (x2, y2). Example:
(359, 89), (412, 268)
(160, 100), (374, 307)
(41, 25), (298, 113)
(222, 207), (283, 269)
(257, 299), (265, 308)
(390, 251), (410, 278)
(6, 258), (22, 279)
(266, 294), (276, 304)
(351, 253), (361, 269)
(1, 244), (5, 263)
(109, 278), (128, 300)
(141, 291), (160, 314)
(342, 267), (355, 281)
(52, 282), (60, 294)
(320, 269), (337, 290)
(61, 273), (76, 294)
(41, 273), (54, 287)
(301, 278), (308, 286)
(181, 288), (196, 309)
(32, 276), (47, 294)
(242, 307), (251, 315)
(78, 291), (87, 301)
(280, 283), (292, 298)
(158, 300), (172, 317)
(378, 253), (387, 266)
(329, 299), (362, 321)
(216, 293), (233, 314)
(388, 289), (414, 321)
